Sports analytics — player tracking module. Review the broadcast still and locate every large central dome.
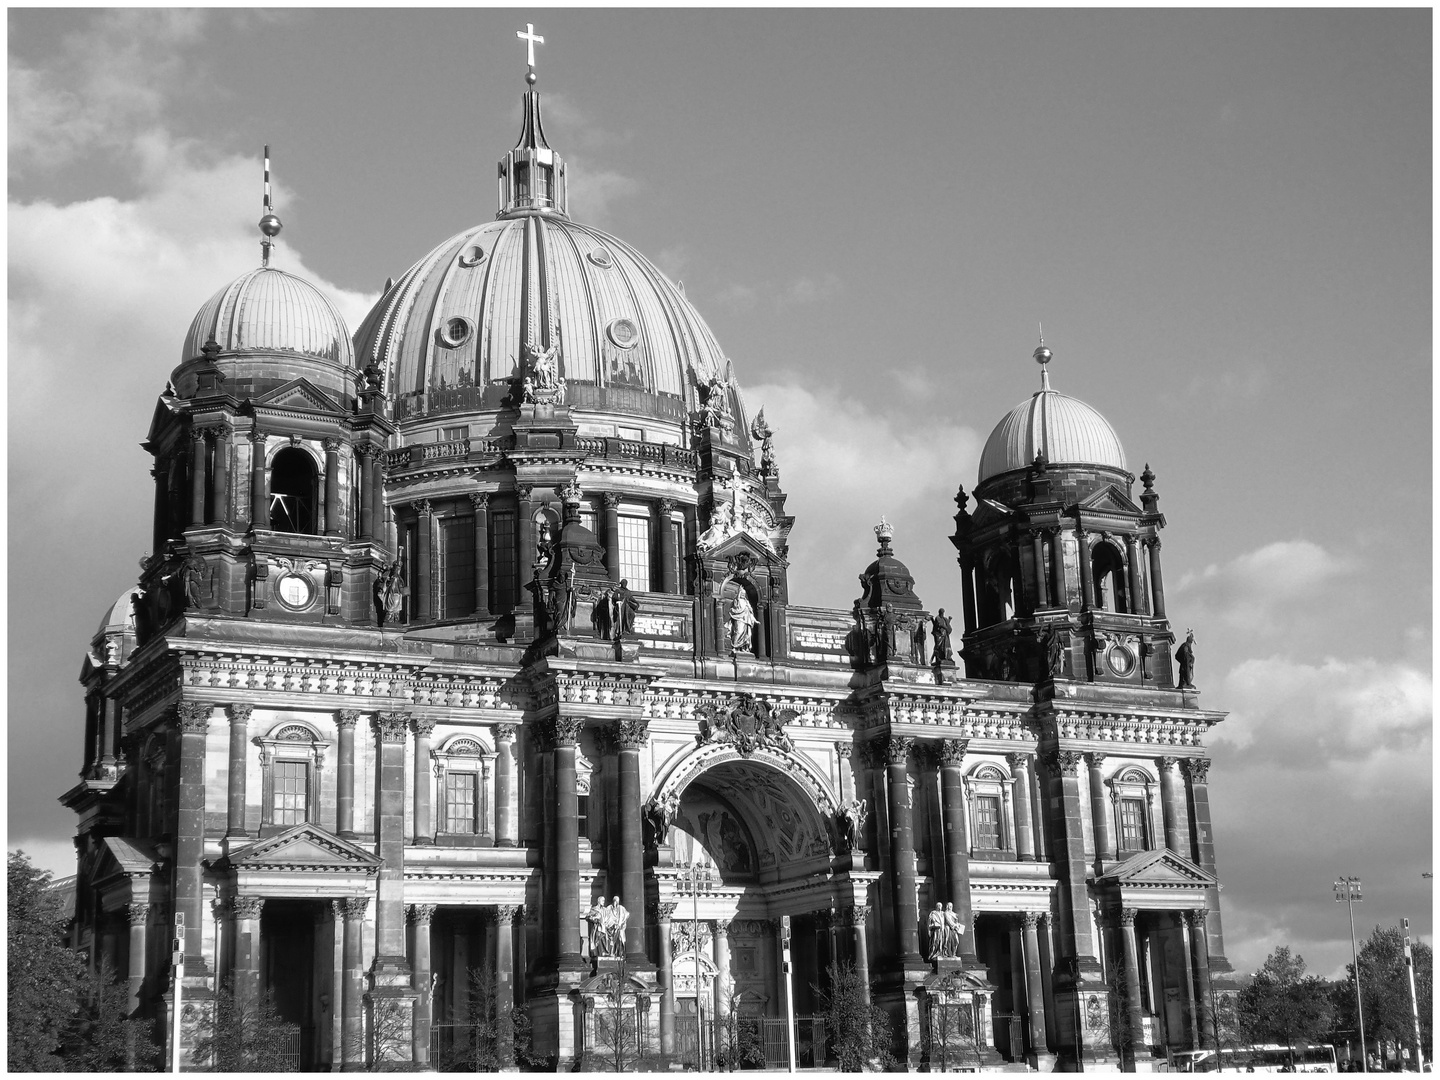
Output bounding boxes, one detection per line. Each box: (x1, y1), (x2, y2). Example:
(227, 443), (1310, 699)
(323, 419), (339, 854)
(353, 89), (742, 443)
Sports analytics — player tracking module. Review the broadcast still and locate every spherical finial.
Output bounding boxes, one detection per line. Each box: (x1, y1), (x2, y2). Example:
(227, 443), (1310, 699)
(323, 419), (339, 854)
(526, 69), (537, 86)
(1033, 344), (1052, 365)
(259, 213), (283, 238)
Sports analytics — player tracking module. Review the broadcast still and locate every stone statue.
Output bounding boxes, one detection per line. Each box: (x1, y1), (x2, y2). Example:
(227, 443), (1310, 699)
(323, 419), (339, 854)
(608, 897), (629, 956)
(1044, 624), (1066, 677)
(591, 585), (614, 640)
(698, 375), (727, 427)
(373, 555), (407, 628)
(584, 897), (613, 957)
(1177, 629), (1196, 689)
(910, 616), (927, 666)
(838, 797), (868, 852)
(729, 589), (758, 654)
(878, 603), (898, 662)
(611, 579), (640, 639)
(931, 609), (954, 666)
(643, 792), (679, 847)
(695, 494), (735, 552)
(927, 904), (948, 961)
(181, 555), (208, 610)
(943, 902), (965, 955)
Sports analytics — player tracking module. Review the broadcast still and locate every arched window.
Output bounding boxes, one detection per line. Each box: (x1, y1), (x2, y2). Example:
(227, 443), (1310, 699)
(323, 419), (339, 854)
(1092, 540), (1129, 613)
(270, 447), (318, 534)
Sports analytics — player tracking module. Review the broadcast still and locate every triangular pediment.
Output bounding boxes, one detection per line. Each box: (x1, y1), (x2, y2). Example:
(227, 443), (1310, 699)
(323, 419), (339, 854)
(700, 530), (780, 566)
(1078, 485), (1141, 516)
(970, 499), (1016, 528)
(1099, 848), (1216, 889)
(217, 824), (382, 873)
(251, 377), (343, 416)
(90, 836), (161, 884)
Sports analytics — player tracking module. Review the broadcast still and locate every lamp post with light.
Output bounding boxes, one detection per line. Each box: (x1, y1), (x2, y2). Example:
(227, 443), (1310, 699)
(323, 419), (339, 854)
(1334, 877), (1367, 1072)
(676, 861), (714, 1069)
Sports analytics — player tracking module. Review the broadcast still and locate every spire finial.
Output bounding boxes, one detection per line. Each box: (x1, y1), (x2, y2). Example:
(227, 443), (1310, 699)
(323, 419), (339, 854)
(258, 145), (282, 268)
(1033, 328), (1053, 391)
(517, 22), (544, 85)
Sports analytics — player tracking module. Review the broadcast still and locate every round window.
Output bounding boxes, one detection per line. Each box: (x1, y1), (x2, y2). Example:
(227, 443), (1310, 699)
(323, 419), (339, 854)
(437, 317), (471, 348)
(587, 247), (614, 268)
(1106, 642), (1137, 678)
(458, 244), (486, 268)
(606, 318), (639, 350)
(276, 573), (315, 610)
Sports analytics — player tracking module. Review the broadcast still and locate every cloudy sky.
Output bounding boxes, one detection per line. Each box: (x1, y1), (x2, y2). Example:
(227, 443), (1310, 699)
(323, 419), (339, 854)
(9, 10), (1430, 979)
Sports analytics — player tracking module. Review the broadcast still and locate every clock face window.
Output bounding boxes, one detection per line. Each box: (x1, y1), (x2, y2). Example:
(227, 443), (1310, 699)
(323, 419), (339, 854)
(277, 573), (314, 610)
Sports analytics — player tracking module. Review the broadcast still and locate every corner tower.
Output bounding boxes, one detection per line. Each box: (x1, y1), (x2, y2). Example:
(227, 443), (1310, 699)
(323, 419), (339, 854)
(951, 342), (1177, 690)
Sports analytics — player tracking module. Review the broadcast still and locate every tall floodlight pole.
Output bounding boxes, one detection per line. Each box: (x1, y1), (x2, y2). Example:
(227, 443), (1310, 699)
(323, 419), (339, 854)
(1334, 877), (1367, 1072)
(678, 860), (712, 1070)
(1403, 918), (1423, 1072)
(781, 915), (797, 1073)
(170, 912), (185, 1073)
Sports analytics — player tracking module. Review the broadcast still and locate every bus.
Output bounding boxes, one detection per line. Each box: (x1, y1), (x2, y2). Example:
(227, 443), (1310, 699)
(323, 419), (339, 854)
(1170, 1043), (1339, 1073)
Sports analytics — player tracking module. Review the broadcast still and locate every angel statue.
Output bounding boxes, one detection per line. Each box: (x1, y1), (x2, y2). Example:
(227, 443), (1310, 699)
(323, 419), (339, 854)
(837, 797), (868, 853)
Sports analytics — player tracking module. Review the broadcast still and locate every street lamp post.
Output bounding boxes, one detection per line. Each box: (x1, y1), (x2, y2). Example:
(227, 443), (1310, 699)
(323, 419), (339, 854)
(677, 861), (713, 1070)
(1403, 918), (1424, 1073)
(1334, 877), (1367, 1073)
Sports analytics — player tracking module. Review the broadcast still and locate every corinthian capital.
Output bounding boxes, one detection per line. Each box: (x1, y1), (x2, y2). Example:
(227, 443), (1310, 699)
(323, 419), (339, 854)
(616, 717), (650, 750)
(883, 735), (914, 766)
(1181, 757), (1211, 783)
(939, 738), (969, 767)
(373, 712), (411, 742)
(1043, 749), (1083, 776)
(176, 702), (211, 734)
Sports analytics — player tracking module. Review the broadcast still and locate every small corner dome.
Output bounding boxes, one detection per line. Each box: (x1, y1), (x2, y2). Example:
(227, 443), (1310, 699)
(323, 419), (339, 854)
(95, 588), (139, 640)
(181, 267), (354, 368)
(978, 387), (1127, 484)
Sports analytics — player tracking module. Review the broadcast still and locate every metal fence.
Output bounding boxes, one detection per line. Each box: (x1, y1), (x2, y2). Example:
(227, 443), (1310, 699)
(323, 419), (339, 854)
(762, 1017), (826, 1069)
(275, 1023), (301, 1071)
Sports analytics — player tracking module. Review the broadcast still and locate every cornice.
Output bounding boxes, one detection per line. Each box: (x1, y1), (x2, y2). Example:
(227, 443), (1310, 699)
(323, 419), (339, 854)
(1042, 707), (1216, 747)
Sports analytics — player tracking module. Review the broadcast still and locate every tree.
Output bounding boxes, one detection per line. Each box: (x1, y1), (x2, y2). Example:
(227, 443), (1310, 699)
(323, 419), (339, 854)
(712, 993), (766, 1072)
(189, 976), (298, 1072)
(1235, 947), (1333, 1065)
(65, 959), (161, 1072)
(1332, 925), (1433, 1068)
(8, 851), (82, 1071)
(431, 966), (540, 1072)
(813, 961), (896, 1072)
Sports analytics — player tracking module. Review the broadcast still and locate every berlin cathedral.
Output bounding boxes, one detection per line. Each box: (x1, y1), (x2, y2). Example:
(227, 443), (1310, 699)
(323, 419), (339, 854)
(62, 36), (1237, 1074)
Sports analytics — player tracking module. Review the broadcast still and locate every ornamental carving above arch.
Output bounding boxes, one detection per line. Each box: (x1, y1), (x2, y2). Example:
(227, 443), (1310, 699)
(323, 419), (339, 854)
(651, 738), (839, 835)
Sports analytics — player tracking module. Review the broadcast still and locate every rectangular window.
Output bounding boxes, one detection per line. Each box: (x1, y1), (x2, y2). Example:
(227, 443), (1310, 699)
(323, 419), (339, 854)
(617, 514), (651, 591)
(670, 519), (685, 593)
(973, 795), (1002, 850)
(579, 505), (598, 536)
(441, 425), (469, 442)
(490, 511), (517, 612)
(1119, 798), (1147, 851)
(444, 772), (479, 833)
(616, 425), (644, 443)
(578, 793), (590, 838)
(273, 761), (309, 826)
(440, 515), (476, 619)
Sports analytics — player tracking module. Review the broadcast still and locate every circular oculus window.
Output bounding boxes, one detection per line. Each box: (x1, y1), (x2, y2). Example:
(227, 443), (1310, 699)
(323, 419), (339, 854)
(1105, 642), (1137, 678)
(276, 572), (315, 611)
(458, 244), (486, 268)
(606, 318), (639, 350)
(437, 317), (472, 348)
(587, 247), (614, 268)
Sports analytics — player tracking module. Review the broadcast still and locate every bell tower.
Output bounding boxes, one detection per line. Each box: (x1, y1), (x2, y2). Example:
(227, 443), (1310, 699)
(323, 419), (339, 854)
(951, 342), (1178, 689)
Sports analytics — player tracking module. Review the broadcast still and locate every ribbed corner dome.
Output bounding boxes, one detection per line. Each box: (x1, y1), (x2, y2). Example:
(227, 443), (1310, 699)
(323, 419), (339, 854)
(354, 215), (733, 413)
(95, 588), (138, 639)
(182, 267), (354, 368)
(979, 386), (1127, 484)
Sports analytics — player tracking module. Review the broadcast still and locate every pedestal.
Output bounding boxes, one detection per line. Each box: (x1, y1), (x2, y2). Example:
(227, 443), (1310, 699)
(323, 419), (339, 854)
(920, 959), (1005, 1072)
(578, 958), (664, 1070)
(364, 956), (419, 1069)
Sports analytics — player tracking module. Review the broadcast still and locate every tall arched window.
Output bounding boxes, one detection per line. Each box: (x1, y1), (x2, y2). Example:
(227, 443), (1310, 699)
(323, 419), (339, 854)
(1092, 541), (1129, 613)
(270, 448), (318, 534)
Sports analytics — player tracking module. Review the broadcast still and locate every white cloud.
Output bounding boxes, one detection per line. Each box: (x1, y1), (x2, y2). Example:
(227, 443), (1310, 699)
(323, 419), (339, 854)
(748, 381), (982, 609)
(10, 839), (81, 881)
(777, 272), (843, 308)
(1171, 539), (1351, 635)
(564, 156), (643, 228)
(712, 282), (759, 312)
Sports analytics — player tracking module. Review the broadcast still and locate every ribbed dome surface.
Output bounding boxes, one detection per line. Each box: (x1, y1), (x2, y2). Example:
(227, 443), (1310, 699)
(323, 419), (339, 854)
(979, 387), (1127, 483)
(95, 588), (138, 639)
(182, 267), (354, 367)
(354, 215), (731, 409)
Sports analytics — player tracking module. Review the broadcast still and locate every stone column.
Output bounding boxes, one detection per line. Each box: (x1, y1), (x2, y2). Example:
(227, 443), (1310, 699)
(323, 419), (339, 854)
(175, 703), (210, 968)
(1085, 753), (1115, 861)
(603, 493), (622, 582)
(1021, 912), (1048, 1061)
(1157, 757), (1185, 853)
(654, 902), (678, 1056)
(494, 724), (517, 846)
(249, 430), (269, 529)
(412, 501), (433, 623)
(845, 905), (873, 1005)
(210, 426), (231, 526)
(516, 485), (536, 600)
(189, 426), (208, 527)
(495, 905), (523, 1062)
(357, 445), (375, 541)
(1031, 532), (1050, 608)
(959, 560), (978, 634)
(340, 896), (368, 1071)
(1185, 909), (1215, 1048)
(372, 713), (411, 963)
(1043, 749), (1101, 970)
(1050, 528), (1068, 607)
(371, 453), (387, 548)
(1182, 759), (1227, 960)
(324, 438), (342, 537)
(658, 499), (678, 594)
(550, 717), (586, 968)
(882, 735), (921, 963)
(1119, 909), (1146, 1059)
(412, 718), (435, 845)
(225, 703), (252, 837)
(337, 711), (360, 839)
(126, 903), (150, 1017)
(714, 919), (732, 1034)
(1008, 753), (1036, 860)
(151, 461), (168, 552)
(232, 897), (264, 1003)
(471, 493), (490, 616)
(938, 739), (976, 964)
(1076, 530), (1095, 610)
(615, 718), (650, 965)
(1126, 535), (1146, 616)
(408, 904), (435, 1066)
(1147, 537), (1167, 619)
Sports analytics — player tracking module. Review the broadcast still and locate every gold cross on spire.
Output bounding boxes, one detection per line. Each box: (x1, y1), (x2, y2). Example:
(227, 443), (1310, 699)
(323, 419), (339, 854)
(517, 22), (544, 83)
